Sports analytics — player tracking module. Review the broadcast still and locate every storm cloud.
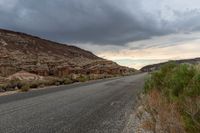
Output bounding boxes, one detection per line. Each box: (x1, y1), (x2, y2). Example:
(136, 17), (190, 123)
(1, 0), (200, 45)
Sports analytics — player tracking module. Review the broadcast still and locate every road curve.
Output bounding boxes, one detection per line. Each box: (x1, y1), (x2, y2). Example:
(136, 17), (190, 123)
(0, 73), (146, 133)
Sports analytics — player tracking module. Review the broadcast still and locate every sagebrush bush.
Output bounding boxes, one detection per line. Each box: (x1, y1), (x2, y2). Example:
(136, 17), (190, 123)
(29, 81), (43, 88)
(63, 78), (73, 84)
(76, 75), (89, 82)
(20, 83), (30, 92)
(144, 63), (198, 99)
(0, 84), (6, 91)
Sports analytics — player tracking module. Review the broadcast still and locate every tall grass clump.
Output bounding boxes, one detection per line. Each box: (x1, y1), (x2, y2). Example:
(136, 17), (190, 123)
(144, 63), (200, 133)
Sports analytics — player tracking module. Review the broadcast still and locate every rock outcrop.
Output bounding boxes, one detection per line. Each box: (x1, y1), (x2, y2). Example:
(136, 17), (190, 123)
(0, 28), (135, 78)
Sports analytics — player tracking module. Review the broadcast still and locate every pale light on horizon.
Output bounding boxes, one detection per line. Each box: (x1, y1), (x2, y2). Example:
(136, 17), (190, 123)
(73, 32), (200, 69)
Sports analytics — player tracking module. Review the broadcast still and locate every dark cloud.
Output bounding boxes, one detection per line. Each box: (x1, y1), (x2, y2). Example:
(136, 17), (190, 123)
(0, 0), (200, 45)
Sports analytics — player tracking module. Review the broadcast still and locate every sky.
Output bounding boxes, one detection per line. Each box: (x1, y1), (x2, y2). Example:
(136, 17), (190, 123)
(0, 0), (200, 69)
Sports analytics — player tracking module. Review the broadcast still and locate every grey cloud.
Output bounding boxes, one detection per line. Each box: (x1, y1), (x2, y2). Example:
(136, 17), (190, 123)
(0, 0), (200, 46)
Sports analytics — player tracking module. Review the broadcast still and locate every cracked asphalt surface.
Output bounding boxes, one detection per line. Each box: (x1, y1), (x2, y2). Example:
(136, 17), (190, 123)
(0, 73), (146, 133)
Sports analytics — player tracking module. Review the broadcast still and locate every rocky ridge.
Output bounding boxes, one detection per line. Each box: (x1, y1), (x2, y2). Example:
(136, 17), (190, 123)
(0, 28), (135, 81)
(140, 58), (200, 72)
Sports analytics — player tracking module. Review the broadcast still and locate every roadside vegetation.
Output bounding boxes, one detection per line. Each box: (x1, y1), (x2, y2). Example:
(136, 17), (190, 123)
(144, 63), (200, 133)
(0, 74), (120, 93)
(0, 77), (76, 92)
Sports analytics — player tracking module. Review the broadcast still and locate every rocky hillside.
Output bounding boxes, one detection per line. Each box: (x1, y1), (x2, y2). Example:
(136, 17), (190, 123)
(140, 58), (200, 72)
(0, 29), (135, 78)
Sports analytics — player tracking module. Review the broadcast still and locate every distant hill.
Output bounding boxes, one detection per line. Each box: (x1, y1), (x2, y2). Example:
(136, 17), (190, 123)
(0, 28), (135, 78)
(140, 58), (200, 72)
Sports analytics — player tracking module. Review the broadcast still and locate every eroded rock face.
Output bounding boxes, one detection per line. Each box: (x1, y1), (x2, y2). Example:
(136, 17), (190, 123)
(0, 29), (135, 78)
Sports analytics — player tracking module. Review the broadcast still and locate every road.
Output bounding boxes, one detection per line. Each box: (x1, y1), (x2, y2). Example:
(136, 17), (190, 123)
(0, 73), (146, 133)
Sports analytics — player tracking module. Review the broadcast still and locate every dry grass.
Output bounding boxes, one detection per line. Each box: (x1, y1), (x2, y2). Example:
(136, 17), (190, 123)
(145, 90), (185, 133)
(141, 119), (155, 132)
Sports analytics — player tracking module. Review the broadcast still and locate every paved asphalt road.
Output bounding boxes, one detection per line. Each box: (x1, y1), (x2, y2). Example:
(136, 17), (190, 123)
(0, 73), (146, 133)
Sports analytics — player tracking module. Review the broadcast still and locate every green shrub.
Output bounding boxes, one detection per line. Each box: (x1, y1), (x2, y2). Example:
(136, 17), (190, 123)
(56, 78), (74, 85)
(29, 82), (39, 88)
(43, 78), (60, 86)
(184, 73), (200, 97)
(144, 62), (177, 93)
(0, 84), (6, 91)
(29, 81), (45, 88)
(63, 78), (73, 84)
(20, 84), (30, 92)
(144, 63), (197, 99)
(76, 75), (89, 82)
